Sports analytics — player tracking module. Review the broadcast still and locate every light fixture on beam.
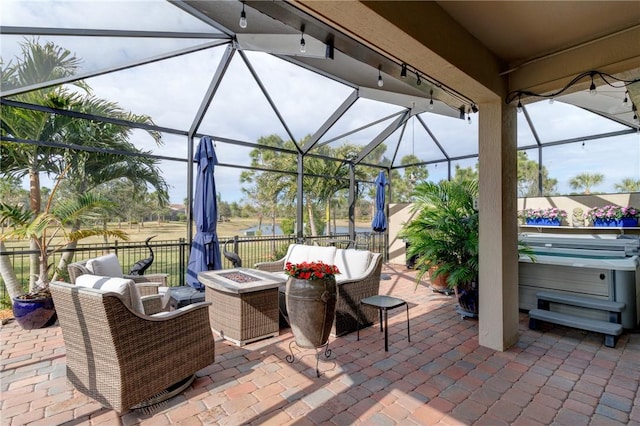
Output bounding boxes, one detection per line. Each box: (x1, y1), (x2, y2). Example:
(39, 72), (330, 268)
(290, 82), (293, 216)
(236, 34), (331, 59)
(416, 71), (421, 86)
(239, 1), (247, 29)
(300, 25), (306, 53)
(400, 63), (407, 79)
(378, 65), (384, 88)
(429, 89), (434, 110)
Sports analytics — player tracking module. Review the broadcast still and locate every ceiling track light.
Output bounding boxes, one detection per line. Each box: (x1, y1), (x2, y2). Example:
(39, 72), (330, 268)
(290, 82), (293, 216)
(506, 70), (639, 106)
(398, 61), (476, 118)
(471, 103), (478, 113)
(300, 25), (306, 53)
(239, 1), (247, 29)
(378, 65), (384, 87)
(623, 91), (628, 104)
(429, 89), (434, 110)
(516, 96), (523, 114)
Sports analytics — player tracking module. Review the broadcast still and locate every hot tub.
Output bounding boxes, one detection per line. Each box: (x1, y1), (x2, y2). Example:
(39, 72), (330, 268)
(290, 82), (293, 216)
(519, 235), (640, 329)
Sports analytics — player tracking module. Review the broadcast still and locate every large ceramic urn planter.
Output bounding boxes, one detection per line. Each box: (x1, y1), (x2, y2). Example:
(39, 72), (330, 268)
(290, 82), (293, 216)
(12, 294), (57, 330)
(285, 276), (337, 348)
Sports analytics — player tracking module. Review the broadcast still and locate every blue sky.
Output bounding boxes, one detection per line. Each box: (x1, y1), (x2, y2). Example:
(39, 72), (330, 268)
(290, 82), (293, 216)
(3, 0), (639, 204)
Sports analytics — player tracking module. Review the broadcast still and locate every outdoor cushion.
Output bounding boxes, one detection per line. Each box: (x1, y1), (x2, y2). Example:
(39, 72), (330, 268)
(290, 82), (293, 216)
(86, 253), (124, 278)
(285, 244), (336, 267)
(334, 249), (371, 281)
(75, 275), (145, 314)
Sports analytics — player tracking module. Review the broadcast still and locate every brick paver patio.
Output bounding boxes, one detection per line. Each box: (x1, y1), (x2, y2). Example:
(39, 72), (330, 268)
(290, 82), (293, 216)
(1, 264), (639, 425)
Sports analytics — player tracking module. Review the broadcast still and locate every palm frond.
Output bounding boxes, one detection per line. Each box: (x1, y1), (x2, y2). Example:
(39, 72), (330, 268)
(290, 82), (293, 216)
(67, 229), (129, 243)
(0, 202), (33, 228)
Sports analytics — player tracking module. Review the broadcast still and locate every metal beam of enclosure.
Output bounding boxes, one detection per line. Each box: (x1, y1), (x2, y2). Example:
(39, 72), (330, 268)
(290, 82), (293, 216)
(302, 90), (359, 154)
(355, 111), (411, 164)
(1, 39), (230, 98)
(316, 110), (405, 150)
(239, 50), (298, 146)
(0, 26), (229, 39)
(296, 153), (304, 241)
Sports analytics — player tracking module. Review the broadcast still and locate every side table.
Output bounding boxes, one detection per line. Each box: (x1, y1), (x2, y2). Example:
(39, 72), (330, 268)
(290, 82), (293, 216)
(166, 286), (205, 310)
(357, 295), (410, 352)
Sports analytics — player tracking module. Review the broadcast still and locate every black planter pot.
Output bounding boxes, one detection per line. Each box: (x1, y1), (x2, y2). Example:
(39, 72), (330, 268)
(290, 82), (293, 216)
(12, 295), (57, 330)
(454, 285), (478, 319)
(285, 276), (337, 348)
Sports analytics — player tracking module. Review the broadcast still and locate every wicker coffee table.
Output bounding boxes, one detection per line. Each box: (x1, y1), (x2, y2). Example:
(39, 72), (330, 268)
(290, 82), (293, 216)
(198, 268), (285, 346)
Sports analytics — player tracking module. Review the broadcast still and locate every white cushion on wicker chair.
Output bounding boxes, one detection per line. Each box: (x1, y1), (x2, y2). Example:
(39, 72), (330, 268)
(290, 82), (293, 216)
(285, 244), (336, 266)
(334, 249), (371, 281)
(86, 253), (124, 278)
(75, 274), (145, 314)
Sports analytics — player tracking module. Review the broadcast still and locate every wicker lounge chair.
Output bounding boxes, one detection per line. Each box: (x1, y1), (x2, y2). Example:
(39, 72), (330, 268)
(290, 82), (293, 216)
(255, 244), (382, 336)
(67, 253), (168, 297)
(49, 281), (215, 413)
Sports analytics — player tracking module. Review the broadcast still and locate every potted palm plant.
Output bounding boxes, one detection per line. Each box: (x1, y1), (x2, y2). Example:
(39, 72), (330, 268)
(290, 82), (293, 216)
(0, 167), (127, 329)
(400, 180), (480, 317)
(401, 179), (535, 318)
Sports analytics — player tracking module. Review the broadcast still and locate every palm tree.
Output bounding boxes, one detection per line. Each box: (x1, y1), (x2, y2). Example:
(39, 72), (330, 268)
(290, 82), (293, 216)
(569, 172), (604, 194)
(2, 39), (168, 283)
(0, 166), (128, 299)
(614, 178), (640, 193)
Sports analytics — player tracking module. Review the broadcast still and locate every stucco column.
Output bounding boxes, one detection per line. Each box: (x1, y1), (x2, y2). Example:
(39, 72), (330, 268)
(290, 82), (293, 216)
(478, 100), (519, 351)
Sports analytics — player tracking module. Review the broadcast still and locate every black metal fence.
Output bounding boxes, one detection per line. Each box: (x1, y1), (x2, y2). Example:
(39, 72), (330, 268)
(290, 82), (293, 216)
(0, 232), (385, 301)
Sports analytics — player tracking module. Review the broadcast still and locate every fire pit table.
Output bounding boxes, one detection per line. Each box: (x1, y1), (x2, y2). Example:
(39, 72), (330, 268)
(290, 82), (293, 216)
(198, 268), (285, 346)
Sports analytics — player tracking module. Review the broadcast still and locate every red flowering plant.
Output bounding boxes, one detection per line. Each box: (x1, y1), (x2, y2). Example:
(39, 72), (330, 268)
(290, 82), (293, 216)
(284, 261), (340, 280)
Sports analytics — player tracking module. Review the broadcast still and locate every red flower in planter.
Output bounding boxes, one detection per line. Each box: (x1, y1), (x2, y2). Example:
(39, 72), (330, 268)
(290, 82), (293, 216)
(284, 261), (340, 280)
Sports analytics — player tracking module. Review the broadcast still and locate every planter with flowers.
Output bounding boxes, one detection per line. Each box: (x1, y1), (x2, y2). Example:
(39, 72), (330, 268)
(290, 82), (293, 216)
(587, 205), (639, 227)
(519, 207), (568, 226)
(284, 261), (340, 349)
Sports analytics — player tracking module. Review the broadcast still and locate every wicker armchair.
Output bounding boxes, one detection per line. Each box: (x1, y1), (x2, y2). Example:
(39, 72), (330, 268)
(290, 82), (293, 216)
(49, 281), (215, 413)
(255, 247), (383, 336)
(332, 252), (383, 336)
(67, 254), (168, 297)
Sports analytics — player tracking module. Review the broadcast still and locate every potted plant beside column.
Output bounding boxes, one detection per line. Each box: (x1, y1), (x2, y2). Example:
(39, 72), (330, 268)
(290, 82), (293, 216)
(400, 180), (480, 317)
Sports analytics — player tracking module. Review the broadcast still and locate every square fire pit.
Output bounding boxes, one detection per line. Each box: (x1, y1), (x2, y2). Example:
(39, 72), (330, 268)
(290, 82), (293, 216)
(198, 268), (286, 346)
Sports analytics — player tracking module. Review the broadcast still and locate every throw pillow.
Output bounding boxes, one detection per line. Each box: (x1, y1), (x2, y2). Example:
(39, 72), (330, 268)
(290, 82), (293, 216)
(75, 275), (145, 314)
(86, 253), (124, 278)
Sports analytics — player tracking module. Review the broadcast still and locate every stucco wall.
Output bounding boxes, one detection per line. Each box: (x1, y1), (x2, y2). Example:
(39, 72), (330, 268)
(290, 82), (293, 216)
(388, 203), (414, 265)
(388, 193), (640, 264)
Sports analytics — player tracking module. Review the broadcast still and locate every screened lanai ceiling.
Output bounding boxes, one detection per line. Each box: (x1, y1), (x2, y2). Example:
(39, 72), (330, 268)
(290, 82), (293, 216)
(1, 0), (639, 202)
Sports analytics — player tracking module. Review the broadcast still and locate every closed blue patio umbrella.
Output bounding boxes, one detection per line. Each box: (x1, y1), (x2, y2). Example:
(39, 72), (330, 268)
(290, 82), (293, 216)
(372, 171), (388, 232)
(186, 136), (222, 290)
